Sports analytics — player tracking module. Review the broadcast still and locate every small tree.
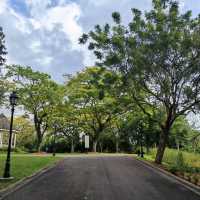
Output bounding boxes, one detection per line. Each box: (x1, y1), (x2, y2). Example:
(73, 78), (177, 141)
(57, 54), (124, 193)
(14, 116), (36, 152)
(80, 0), (200, 163)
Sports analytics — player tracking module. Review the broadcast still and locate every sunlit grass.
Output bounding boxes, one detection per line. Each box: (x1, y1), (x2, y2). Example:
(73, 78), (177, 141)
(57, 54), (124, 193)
(148, 148), (200, 168)
(0, 154), (62, 190)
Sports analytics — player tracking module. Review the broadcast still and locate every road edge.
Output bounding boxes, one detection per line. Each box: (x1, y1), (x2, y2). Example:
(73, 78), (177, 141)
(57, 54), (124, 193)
(0, 159), (64, 200)
(133, 156), (200, 196)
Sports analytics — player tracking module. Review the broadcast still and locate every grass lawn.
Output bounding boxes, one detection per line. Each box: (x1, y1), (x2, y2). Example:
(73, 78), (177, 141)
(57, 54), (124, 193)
(139, 148), (200, 186)
(0, 154), (62, 190)
(147, 148), (200, 169)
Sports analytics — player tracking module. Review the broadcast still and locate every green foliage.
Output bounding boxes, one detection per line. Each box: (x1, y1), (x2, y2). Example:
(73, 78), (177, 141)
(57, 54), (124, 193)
(6, 65), (62, 150)
(14, 116), (37, 152)
(0, 27), (6, 66)
(149, 148), (200, 173)
(0, 27), (8, 105)
(42, 134), (71, 153)
(67, 67), (124, 151)
(174, 152), (185, 171)
(80, 0), (200, 163)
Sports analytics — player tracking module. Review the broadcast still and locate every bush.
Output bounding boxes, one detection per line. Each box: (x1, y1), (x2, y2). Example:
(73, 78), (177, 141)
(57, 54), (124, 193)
(0, 147), (26, 153)
(175, 152), (185, 171)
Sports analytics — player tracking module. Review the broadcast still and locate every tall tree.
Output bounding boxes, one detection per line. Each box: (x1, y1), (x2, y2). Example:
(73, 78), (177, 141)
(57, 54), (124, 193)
(0, 27), (7, 105)
(80, 0), (200, 163)
(0, 27), (6, 66)
(48, 98), (80, 153)
(67, 67), (123, 152)
(6, 65), (60, 150)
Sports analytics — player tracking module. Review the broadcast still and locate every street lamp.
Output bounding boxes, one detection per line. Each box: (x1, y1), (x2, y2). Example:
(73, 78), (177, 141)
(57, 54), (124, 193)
(3, 91), (18, 178)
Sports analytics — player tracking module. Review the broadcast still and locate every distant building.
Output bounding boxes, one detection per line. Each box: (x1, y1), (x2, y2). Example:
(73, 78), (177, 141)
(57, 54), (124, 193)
(0, 113), (17, 148)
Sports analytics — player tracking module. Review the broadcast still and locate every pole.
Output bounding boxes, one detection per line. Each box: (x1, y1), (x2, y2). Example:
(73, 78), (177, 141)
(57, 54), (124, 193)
(140, 130), (144, 158)
(52, 131), (56, 157)
(3, 106), (14, 178)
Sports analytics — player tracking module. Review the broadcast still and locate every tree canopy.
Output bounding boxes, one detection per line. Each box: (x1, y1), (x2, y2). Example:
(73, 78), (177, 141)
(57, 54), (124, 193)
(80, 0), (200, 163)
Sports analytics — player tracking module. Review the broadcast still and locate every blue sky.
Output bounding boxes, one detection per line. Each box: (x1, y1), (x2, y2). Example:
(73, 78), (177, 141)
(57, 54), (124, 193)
(1, 0), (200, 82)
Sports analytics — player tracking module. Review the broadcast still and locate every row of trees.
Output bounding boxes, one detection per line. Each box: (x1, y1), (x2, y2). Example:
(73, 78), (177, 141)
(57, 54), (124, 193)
(79, 0), (200, 163)
(0, 0), (200, 164)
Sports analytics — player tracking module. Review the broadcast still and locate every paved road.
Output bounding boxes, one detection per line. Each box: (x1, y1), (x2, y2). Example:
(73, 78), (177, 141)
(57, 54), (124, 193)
(3, 156), (200, 200)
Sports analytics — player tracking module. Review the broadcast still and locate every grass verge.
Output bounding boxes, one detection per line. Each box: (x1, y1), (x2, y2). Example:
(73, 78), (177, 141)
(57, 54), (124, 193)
(0, 154), (62, 190)
(137, 148), (200, 186)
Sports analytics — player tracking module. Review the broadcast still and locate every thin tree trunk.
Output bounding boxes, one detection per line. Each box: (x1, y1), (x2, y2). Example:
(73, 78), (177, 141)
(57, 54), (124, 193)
(155, 129), (169, 164)
(99, 142), (103, 153)
(146, 134), (150, 154)
(146, 145), (150, 154)
(176, 139), (180, 151)
(71, 138), (74, 153)
(93, 140), (97, 153)
(116, 140), (119, 153)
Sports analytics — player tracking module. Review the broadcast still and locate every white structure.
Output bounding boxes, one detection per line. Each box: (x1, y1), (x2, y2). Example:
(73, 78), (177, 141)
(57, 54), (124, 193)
(0, 131), (17, 148)
(85, 135), (89, 149)
(0, 114), (17, 149)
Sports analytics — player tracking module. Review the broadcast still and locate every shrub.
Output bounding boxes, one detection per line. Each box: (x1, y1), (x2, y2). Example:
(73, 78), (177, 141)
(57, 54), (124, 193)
(175, 152), (185, 171)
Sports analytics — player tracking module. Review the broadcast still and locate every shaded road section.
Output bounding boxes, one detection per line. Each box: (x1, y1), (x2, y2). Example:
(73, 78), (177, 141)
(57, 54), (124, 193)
(3, 156), (200, 200)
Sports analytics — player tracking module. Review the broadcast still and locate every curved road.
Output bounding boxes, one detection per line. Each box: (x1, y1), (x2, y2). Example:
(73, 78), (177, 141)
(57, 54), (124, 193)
(2, 156), (200, 200)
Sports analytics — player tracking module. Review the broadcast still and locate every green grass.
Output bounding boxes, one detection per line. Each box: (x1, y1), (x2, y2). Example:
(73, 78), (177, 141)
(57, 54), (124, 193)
(0, 154), (62, 190)
(142, 148), (200, 185)
(148, 148), (200, 169)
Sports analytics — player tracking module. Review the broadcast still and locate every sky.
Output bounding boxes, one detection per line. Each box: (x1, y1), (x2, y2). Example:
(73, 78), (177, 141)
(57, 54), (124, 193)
(0, 0), (200, 83)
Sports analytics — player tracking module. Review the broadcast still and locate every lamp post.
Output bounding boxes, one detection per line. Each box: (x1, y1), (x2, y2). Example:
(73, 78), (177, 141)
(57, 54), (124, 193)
(3, 91), (18, 178)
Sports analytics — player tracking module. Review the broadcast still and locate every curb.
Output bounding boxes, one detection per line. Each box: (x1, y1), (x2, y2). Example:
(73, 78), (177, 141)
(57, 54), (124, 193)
(134, 156), (200, 196)
(0, 159), (63, 200)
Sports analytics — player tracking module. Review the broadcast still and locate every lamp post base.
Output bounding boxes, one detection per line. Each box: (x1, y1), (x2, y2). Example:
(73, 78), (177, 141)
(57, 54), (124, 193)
(0, 177), (14, 181)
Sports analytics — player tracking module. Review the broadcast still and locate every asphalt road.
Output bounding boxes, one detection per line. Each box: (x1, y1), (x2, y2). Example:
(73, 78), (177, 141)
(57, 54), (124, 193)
(3, 156), (200, 200)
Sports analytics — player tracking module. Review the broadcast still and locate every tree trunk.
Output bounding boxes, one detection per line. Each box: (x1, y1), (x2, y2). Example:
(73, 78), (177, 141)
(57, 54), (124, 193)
(35, 128), (42, 152)
(71, 138), (74, 153)
(93, 140), (97, 153)
(99, 142), (103, 153)
(34, 115), (43, 152)
(176, 139), (180, 151)
(146, 145), (150, 154)
(145, 134), (150, 154)
(116, 140), (119, 153)
(155, 129), (169, 164)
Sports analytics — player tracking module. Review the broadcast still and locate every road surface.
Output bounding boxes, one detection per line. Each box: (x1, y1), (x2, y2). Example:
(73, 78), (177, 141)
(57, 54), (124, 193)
(2, 156), (200, 200)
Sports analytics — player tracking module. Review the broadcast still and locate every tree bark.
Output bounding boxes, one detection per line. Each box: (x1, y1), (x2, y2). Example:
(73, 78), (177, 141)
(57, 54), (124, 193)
(116, 140), (119, 153)
(35, 126), (43, 152)
(71, 138), (74, 153)
(99, 142), (103, 153)
(155, 128), (169, 164)
(34, 114), (43, 152)
(93, 140), (97, 152)
(146, 145), (150, 154)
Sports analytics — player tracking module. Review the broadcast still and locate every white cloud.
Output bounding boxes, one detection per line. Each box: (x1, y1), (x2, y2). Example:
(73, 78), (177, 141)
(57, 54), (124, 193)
(88, 0), (109, 7)
(25, 0), (83, 49)
(1, 0), (200, 83)
(0, 0), (92, 81)
(0, 0), (7, 14)
(25, 0), (52, 19)
(30, 41), (41, 53)
(45, 4), (82, 50)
